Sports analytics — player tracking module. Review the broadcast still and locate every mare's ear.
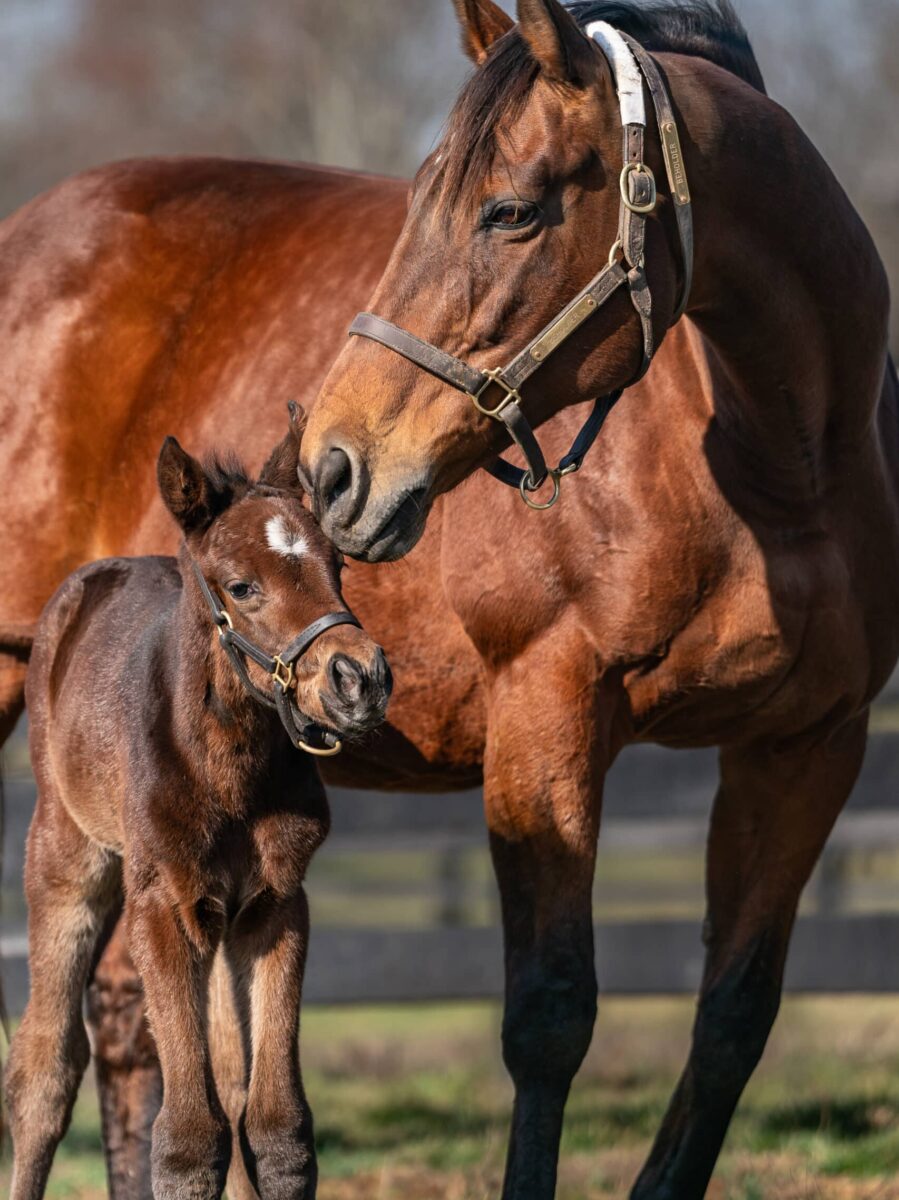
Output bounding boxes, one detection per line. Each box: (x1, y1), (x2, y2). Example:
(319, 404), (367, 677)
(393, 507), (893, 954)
(452, 0), (514, 65)
(157, 437), (222, 535)
(258, 401), (307, 493)
(516, 0), (595, 85)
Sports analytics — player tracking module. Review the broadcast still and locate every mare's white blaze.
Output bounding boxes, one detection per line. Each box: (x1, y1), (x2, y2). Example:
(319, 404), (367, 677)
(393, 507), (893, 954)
(265, 515), (309, 559)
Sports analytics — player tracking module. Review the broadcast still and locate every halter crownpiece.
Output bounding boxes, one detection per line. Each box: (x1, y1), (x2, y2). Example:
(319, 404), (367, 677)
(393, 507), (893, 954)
(192, 561), (361, 757)
(348, 26), (693, 510)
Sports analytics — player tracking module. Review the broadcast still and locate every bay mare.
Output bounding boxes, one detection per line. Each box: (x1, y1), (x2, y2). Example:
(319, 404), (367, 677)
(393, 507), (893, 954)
(0, 1), (897, 1197)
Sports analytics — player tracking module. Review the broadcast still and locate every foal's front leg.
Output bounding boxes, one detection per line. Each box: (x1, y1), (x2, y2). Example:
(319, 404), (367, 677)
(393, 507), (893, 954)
(484, 650), (611, 1200)
(226, 889), (316, 1200)
(126, 885), (230, 1200)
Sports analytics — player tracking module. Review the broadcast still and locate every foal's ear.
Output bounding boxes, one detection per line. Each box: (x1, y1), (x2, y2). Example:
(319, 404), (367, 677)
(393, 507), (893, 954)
(157, 437), (221, 534)
(257, 402), (307, 494)
(452, 0), (514, 65)
(516, 0), (595, 85)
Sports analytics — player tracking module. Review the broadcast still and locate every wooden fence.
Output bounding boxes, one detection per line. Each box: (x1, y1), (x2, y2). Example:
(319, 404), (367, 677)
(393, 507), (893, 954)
(4, 706), (899, 1012)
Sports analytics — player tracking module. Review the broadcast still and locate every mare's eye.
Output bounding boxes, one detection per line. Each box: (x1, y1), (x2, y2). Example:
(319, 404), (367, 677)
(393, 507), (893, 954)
(226, 581), (253, 600)
(485, 200), (539, 230)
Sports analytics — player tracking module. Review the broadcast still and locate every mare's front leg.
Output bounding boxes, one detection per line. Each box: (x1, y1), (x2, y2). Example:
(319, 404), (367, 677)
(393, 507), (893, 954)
(484, 648), (610, 1200)
(631, 715), (869, 1199)
(226, 887), (317, 1200)
(126, 882), (230, 1200)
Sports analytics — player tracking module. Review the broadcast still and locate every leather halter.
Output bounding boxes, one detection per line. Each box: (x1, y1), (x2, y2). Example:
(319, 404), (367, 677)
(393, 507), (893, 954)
(348, 26), (693, 510)
(192, 562), (361, 757)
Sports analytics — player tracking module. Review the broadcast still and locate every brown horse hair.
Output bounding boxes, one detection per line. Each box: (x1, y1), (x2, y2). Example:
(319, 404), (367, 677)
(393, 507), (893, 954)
(436, 0), (764, 213)
(4, 420), (392, 1199)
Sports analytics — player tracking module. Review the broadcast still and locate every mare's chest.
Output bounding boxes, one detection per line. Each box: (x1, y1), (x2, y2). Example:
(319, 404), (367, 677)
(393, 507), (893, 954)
(441, 427), (864, 746)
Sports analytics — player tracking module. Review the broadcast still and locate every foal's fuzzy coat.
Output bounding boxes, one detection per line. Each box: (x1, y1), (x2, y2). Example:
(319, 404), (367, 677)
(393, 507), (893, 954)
(5, 413), (391, 1200)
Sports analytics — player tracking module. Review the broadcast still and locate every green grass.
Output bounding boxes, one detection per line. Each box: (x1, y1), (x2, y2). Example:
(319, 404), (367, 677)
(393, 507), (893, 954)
(4, 996), (899, 1198)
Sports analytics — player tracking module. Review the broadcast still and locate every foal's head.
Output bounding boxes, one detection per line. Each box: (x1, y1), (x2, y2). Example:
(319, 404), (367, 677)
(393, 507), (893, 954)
(158, 407), (392, 743)
(302, 0), (696, 559)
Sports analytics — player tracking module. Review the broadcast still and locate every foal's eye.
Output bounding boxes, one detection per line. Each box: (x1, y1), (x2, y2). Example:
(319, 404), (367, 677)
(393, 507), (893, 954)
(226, 581), (254, 600)
(485, 200), (539, 230)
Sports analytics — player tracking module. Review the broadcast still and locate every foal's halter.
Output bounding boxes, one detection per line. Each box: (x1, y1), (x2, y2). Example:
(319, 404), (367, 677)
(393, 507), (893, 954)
(193, 562), (360, 757)
(348, 25), (693, 510)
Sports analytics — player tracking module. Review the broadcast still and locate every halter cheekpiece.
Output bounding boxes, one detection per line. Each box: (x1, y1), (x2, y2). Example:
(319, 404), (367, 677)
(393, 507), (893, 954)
(192, 562), (360, 757)
(348, 25), (693, 510)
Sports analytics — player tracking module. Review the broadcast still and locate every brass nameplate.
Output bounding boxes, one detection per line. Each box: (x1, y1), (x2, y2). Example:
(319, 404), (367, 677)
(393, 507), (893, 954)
(530, 293), (598, 362)
(661, 120), (691, 206)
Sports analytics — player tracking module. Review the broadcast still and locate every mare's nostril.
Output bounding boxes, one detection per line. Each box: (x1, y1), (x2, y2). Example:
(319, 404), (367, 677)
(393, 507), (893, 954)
(329, 654), (364, 705)
(317, 447), (353, 516)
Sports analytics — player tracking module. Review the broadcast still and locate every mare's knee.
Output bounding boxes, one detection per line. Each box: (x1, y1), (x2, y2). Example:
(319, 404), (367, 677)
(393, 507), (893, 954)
(503, 957), (597, 1088)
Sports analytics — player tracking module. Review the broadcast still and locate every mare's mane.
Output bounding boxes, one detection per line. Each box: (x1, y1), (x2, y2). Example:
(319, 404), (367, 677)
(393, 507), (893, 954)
(437, 0), (765, 210)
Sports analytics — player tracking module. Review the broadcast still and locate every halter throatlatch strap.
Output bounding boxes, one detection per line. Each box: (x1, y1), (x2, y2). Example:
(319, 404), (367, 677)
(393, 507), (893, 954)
(192, 562), (360, 756)
(348, 25), (693, 509)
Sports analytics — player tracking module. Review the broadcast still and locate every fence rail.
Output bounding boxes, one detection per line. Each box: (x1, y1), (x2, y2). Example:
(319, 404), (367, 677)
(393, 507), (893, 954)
(4, 717), (899, 1011)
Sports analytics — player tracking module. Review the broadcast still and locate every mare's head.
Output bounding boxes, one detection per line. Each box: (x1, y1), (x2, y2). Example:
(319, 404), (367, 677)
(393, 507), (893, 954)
(158, 406), (392, 741)
(301, 0), (721, 560)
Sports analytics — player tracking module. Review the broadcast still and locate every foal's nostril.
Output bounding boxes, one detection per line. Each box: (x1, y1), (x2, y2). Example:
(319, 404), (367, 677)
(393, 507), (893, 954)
(328, 654), (365, 705)
(375, 648), (393, 698)
(317, 447), (353, 516)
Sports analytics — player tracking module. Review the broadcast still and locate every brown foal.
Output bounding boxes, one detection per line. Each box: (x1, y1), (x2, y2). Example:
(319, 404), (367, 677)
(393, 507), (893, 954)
(0, 2), (897, 1198)
(5, 413), (391, 1200)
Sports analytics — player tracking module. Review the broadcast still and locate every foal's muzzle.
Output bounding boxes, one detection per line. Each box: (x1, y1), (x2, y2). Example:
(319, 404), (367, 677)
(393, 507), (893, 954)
(322, 645), (393, 735)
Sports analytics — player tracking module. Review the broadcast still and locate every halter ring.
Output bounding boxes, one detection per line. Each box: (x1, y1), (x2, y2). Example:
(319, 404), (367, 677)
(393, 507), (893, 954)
(469, 367), (521, 417)
(298, 737), (343, 757)
(620, 162), (657, 214)
(520, 468), (562, 511)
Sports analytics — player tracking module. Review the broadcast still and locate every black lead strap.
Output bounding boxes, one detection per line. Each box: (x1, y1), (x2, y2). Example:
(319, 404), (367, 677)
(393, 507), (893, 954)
(192, 562), (360, 755)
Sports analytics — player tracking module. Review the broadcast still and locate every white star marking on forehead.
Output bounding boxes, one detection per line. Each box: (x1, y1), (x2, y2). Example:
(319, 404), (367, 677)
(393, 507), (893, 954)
(265, 514), (309, 559)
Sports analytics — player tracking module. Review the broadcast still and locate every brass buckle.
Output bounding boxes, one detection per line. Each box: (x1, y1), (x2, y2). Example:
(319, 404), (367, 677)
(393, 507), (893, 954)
(298, 737), (343, 758)
(620, 162), (657, 214)
(519, 468), (562, 511)
(469, 367), (521, 418)
(271, 656), (294, 691)
(218, 608), (234, 639)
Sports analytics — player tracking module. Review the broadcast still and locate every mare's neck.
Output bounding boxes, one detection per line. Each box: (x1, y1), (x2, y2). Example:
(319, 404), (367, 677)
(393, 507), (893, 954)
(675, 59), (890, 503)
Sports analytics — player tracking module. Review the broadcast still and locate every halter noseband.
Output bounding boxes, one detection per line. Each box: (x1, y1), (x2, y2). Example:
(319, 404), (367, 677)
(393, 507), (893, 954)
(348, 26), (693, 510)
(192, 562), (361, 757)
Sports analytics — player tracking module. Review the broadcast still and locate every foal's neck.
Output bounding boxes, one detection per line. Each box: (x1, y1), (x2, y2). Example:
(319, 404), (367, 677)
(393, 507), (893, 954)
(169, 560), (286, 796)
(676, 59), (890, 499)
